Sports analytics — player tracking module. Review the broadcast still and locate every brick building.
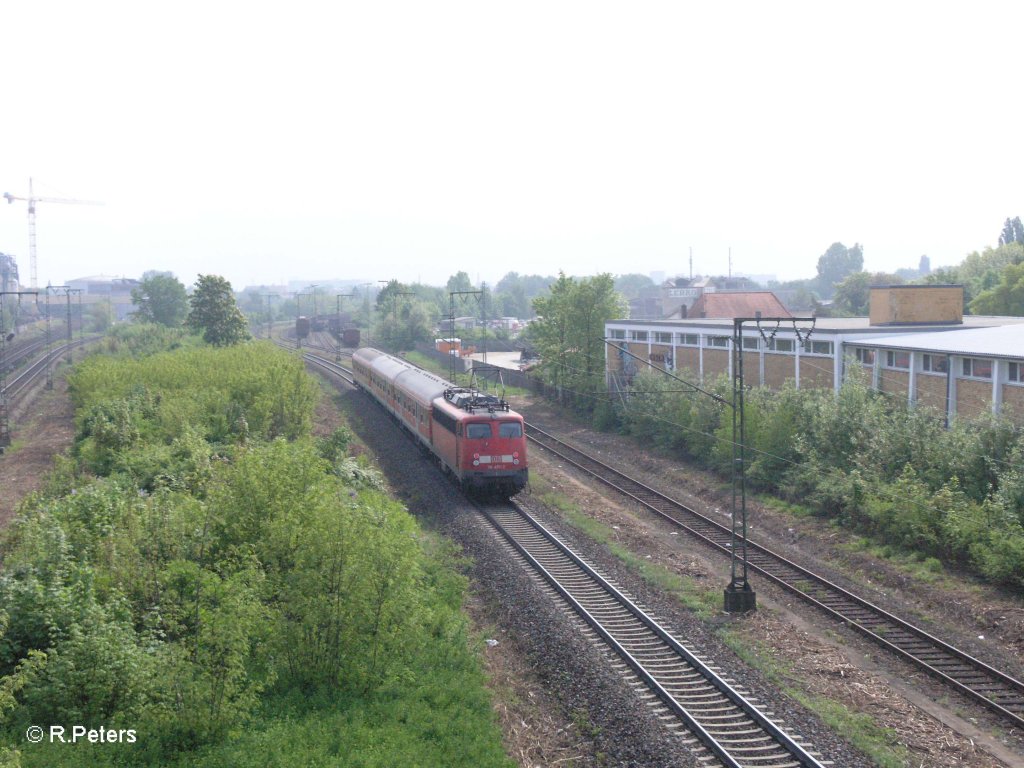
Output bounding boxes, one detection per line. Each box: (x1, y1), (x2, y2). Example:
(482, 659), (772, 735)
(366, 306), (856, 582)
(605, 285), (1024, 423)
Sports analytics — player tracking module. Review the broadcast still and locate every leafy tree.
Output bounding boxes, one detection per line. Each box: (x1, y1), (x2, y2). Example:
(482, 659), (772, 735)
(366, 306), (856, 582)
(832, 271), (903, 316)
(85, 299), (114, 332)
(926, 243), (1024, 308)
(815, 242), (864, 298)
(970, 262), (1024, 315)
(531, 273), (625, 412)
(131, 273), (188, 327)
(187, 274), (250, 346)
(614, 273), (656, 299)
(445, 271), (473, 295)
(999, 216), (1024, 246)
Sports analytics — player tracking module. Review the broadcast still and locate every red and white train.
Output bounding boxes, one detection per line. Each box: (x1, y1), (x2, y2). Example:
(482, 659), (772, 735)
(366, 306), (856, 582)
(352, 348), (528, 495)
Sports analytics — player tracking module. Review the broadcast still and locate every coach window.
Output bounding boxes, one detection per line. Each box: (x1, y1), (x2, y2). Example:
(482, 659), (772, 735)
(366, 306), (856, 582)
(499, 422), (523, 438)
(467, 423), (492, 439)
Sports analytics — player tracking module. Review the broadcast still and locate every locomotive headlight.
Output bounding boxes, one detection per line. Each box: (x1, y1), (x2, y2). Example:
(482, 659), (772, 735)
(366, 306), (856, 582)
(473, 460), (480, 466)
(473, 453), (480, 459)
(513, 459), (519, 465)
(513, 452), (519, 459)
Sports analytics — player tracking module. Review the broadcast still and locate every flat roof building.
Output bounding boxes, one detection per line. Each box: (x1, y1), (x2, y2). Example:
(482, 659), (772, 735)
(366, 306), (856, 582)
(605, 285), (1024, 424)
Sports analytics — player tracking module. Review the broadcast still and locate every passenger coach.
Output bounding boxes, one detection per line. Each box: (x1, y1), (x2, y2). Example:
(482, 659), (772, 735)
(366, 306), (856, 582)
(352, 348), (528, 495)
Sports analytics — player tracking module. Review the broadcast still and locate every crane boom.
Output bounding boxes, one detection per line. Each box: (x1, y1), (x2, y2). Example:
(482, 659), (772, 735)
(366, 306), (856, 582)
(3, 178), (104, 288)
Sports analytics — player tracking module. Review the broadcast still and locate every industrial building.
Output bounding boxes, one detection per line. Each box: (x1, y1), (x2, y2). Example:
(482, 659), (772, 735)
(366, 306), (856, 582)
(606, 285), (1024, 423)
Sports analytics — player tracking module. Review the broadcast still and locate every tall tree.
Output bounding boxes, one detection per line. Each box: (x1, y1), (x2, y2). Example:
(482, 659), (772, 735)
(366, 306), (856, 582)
(999, 217), (1024, 246)
(131, 273), (188, 327)
(445, 271), (473, 295)
(832, 272), (903, 316)
(187, 274), (250, 346)
(531, 273), (625, 411)
(815, 242), (864, 298)
(970, 262), (1024, 316)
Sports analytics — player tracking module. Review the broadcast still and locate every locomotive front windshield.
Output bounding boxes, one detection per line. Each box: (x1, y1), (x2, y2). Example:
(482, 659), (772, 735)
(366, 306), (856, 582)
(498, 422), (522, 438)
(465, 421), (523, 440)
(466, 423), (492, 439)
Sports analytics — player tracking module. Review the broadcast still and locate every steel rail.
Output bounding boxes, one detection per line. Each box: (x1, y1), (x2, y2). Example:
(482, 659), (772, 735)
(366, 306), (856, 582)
(480, 499), (827, 767)
(524, 422), (1024, 730)
(5, 339), (89, 401)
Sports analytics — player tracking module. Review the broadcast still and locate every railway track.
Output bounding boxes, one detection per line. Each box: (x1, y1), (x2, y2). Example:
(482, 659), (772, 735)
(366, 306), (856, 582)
(480, 499), (828, 767)
(296, 349), (840, 760)
(1, 338), (47, 375)
(524, 422), (1024, 731)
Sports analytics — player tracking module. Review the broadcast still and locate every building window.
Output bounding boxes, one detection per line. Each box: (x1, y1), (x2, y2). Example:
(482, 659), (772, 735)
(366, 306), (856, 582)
(1010, 362), (1022, 383)
(654, 332), (672, 344)
(854, 348), (875, 365)
(609, 329), (625, 340)
(677, 333), (699, 346)
(885, 350), (910, 369)
(706, 336), (729, 348)
(962, 357), (992, 379)
(802, 340), (833, 356)
(630, 330), (648, 342)
(742, 336), (760, 350)
(767, 338), (794, 353)
(922, 354), (948, 374)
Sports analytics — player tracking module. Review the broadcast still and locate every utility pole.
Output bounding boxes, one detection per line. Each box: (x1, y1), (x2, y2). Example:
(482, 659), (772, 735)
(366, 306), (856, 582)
(58, 287), (81, 365)
(260, 293), (278, 339)
(307, 284), (320, 325)
(358, 283), (374, 345)
(449, 289), (482, 384)
(44, 285), (69, 390)
(0, 290), (39, 450)
(3, 179), (103, 288)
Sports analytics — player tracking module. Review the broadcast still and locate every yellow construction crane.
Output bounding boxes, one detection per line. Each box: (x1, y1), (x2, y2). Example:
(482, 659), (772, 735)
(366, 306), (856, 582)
(3, 178), (103, 288)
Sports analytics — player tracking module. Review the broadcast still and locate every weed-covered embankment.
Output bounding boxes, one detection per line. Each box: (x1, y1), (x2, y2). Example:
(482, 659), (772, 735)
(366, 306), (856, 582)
(619, 370), (1024, 587)
(0, 333), (511, 767)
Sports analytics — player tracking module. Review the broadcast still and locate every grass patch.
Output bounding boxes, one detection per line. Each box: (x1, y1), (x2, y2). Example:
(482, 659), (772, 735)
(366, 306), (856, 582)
(839, 536), (948, 585)
(753, 492), (816, 519)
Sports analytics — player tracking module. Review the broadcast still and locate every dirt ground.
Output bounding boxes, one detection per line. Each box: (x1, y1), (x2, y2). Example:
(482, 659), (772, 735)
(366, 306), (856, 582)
(0, 376), (75, 526)
(513, 393), (1024, 768)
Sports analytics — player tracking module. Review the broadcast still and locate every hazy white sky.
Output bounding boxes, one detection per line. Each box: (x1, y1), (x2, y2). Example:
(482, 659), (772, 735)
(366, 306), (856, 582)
(1, 1), (1021, 291)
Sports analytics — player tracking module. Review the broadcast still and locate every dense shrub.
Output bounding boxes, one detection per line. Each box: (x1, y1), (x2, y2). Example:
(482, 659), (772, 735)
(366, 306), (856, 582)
(1, 342), (509, 767)
(616, 367), (1024, 587)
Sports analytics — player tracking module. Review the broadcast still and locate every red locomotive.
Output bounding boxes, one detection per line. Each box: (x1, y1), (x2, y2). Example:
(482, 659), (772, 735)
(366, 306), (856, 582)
(352, 347), (528, 495)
